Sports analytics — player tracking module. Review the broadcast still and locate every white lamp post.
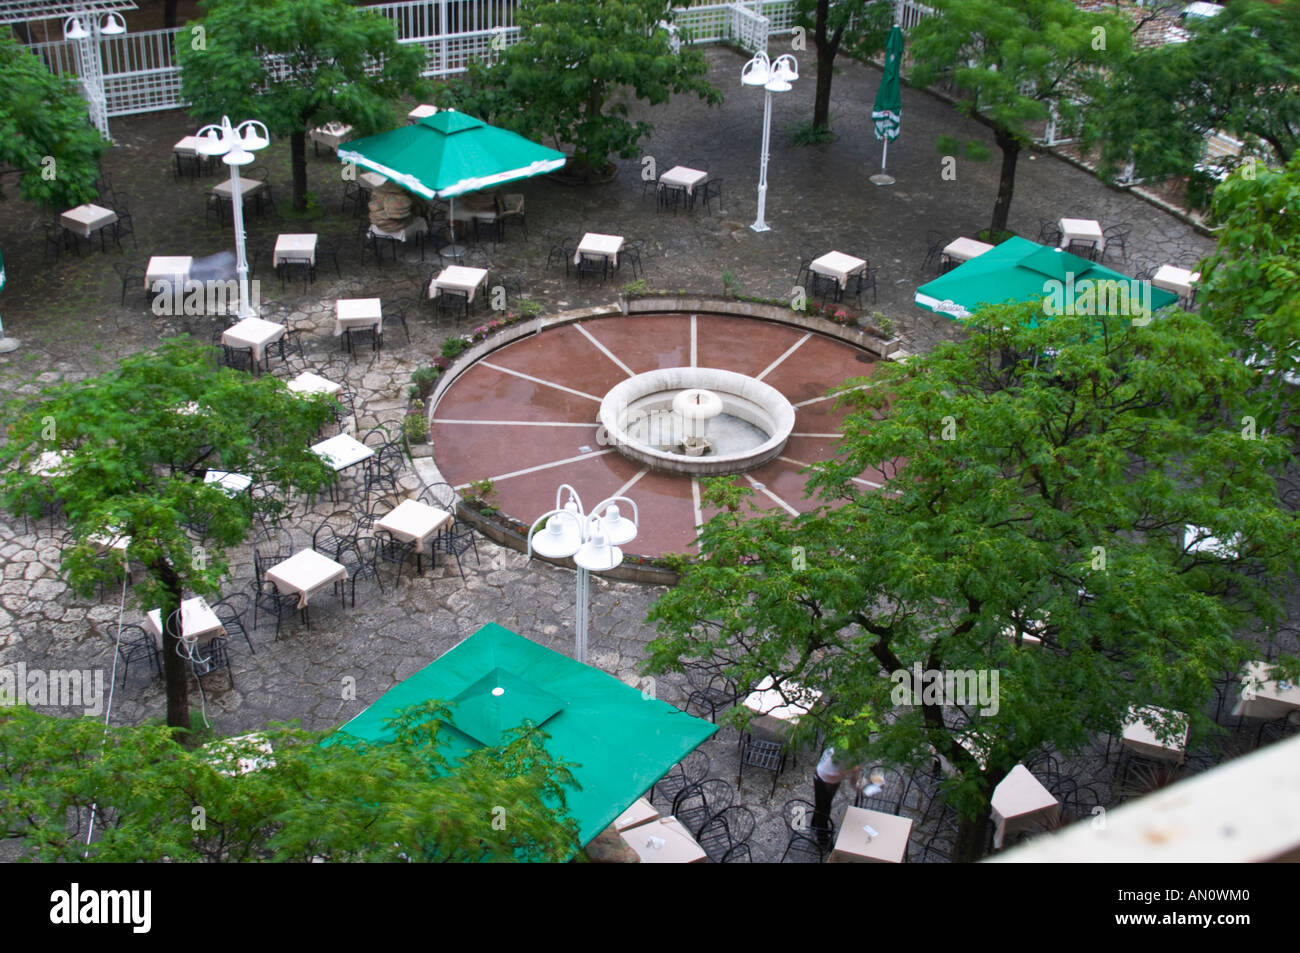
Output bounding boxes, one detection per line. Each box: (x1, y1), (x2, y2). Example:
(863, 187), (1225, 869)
(63, 10), (126, 142)
(527, 484), (639, 665)
(740, 51), (798, 233)
(195, 117), (270, 320)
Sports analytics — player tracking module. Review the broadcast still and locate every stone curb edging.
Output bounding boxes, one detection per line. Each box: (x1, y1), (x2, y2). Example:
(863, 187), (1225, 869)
(425, 296), (893, 584)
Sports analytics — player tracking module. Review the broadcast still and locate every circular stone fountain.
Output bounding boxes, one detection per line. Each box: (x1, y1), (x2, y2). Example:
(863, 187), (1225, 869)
(598, 367), (796, 475)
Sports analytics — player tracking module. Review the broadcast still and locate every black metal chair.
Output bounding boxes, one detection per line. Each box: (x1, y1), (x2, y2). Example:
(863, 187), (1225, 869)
(545, 234), (575, 276)
(652, 750), (710, 809)
(853, 765), (909, 814)
(700, 178), (723, 214)
(344, 321), (382, 357)
(335, 537), (384, 607)
(312, 516), (357, 563)
(116, 623), (161, 687)
(683, 661), (739, 723)
(44, 222), (69, 260)
(658, 183), (689, 212)
(211, 592), (256, 654)
(252, 526), (295, 584)
(356, 496), (393, 535)
(432, 516), (480, 579)
(497, 192), (526, 239)
(671, 778), (734, 837)
(738, 732), (788, 797)
(619, 241), (644, 280)
(922, 230), (946, 274)
(1133, 258), (1158, 281)
(251, 579), (300, 639)
(341, 180), (371, 216)
(205, 192), (227, 226)
(697, 805), (755, 862)
(577, 251), (608, 284)
(113, 261), (147, 306)
(278, 254), (314, 291)
(1101, 223), (1131, 263)
(314, 238), (342, 279)
(386, 297), (413, 344)
(850, 265), (878, 306)
(780, 798), (830, 863)
(374, 529), (416, 586)
(221, 344), (255, 373)
(1066, 239), (1098, 261)
(1037, 219), (1062, 246)
(1255, 712), (1299, 750)
(436, 286), (470, 322)
(189, 635), (235, 689)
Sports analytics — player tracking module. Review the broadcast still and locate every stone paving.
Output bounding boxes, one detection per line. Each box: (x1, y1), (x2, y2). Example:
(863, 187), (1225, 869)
(0, 43), (1258, 863)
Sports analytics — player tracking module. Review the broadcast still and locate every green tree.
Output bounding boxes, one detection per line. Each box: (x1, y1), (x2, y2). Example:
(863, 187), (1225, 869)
(0, 33), (108, 209)
(645, 301), (1298, 862)
(795, 0), (894, 137)
(0, 339), (337, 732)
(176, 0), (429, 212)
(0, 702), (581, 862)
(1093, 0), (1300, 186)
(908, 0), (1131, 236)
(437, 0), (721, 179)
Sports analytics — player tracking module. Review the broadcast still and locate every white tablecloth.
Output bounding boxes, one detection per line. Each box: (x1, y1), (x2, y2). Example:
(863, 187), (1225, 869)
(273, 233), (318, 267)
(375, 499), (452, 547)
(334, 298), (383, 337)
(1121, 706), (1188, 764)
(264, 549), (347, 610)
(942, 237), (995, 263)
(369, 218), (428, 244)
(659, 166), (708, 195)
(222, 317), (285, 362)
(408, 104), (438, 122)
(620, 816), (707, 863)
(311, 433), (374, 472)
(828, 806), (912, 863)
(1152, 265), (1199, 298)
(428, 265), (489, 302)
(60, 204), (118, 239)
(990, 764), (1060, 849)
(309, 124), (353, 149)
(358, 171), (388, 190)
(574, 232), (623, 268)
(1058, 218), (1106, 256)
(287, 372), (342, 397)
(810, 251), (867, 290)
(1233, 660), (1300, 721)
(146, 597), (224, 647)
(203, 470), (252, 496)
(145, 256), (193, 291)
(174, 135), (205, 157)
(213, 178), (266, 200)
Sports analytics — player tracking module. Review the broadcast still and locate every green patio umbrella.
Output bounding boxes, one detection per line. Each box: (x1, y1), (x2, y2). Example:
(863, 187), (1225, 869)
(335, 622), (717, 856)
(870, 24), (905, 186)
(915, 236), (1178, 324)
(337, 109), (566, 228)
(0, 246), (15, 353)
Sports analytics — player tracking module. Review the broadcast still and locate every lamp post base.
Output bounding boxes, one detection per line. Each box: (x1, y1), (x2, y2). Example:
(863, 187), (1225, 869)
(749, 221), (771, 233)
(869, 174), (896, 186)
(0, 338), (20, 353)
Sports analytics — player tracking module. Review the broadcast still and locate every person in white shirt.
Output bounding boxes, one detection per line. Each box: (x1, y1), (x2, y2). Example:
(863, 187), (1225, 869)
(813, 747), (862, 848)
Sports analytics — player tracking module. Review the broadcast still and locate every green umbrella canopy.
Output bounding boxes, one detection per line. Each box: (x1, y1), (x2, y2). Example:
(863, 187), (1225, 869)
(334, 622), (717, 854)
(872, 25), (904, 142)
(336, 110), (566, 200)
(915, 236), (1178, 322)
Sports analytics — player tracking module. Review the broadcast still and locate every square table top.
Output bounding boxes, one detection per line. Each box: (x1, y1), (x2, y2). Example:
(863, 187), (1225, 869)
(358, 171), (388, 190)
(203, 469), (252, 496)
(612, 796), (661, 833)
(146, 596), (224, 644)
(943, 237), (995, 260)
(620, 815), (707, 863)
(87, 530), (131, 553)
(830, 806), (913, 863)
(222, 317), (285, 351)
(1152, 264), (1200, 294)
(369, 218), (428, 242)
(264, 549), (347, 605)
(990, 764), (1059, 821)
(60, 204), (117, 230)
(311, 433), (374, 471)
(287, 371), (342, 397)
(577, 232), (624, 258)
(213, 178), (265, 199)
(810, 250), (867, 280)
(742, 675), (822, 722)
(309, 123), (353, 147)
(145, 256), (193, 283)
(659, 166), (708, 191)
(430, 265), (489, 297)
(336, 298), (383, 322)
(274, 233), (318, 256)
(1183, 523), (1239, 558)
(1121, 705), (1189, 758)
(408, 104), (439, 119)
(174, 135), (206, 155)
(1059, 217), (1104, 238)
(375, 498), (452, 546)
(30, 450), (71, 478)
(1234, 660), (1300, 720)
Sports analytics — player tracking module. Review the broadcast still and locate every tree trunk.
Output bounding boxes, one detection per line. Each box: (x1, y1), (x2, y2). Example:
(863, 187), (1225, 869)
(164, 0), (179, 30)
(153, 559), (190, 732)
(812, 0), (836, 130)
(291, 130), (308, 213)
(953, 806), (993, 862)
(991, 127), (1020, 237)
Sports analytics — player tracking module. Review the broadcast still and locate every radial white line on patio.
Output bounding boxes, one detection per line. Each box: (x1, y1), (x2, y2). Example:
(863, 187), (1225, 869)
(432, 419), (594, 427)
(612, 467), (649, 501)
(575, 323), (635, 377)
(778, 454), (883, 489)
(691, 477), (703, 530)
(790, 432), (843, 439)
(690, 314), (697, 367)
(793, 383), (871, 408)
(744, 473), (800, 517)
(756, 332), (812, 381)
(458, 448), (616, 487)
(478, 361), (603, 402)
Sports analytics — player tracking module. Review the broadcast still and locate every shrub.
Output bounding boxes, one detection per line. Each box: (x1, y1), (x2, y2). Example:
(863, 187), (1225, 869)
(440, 336), (470, 359)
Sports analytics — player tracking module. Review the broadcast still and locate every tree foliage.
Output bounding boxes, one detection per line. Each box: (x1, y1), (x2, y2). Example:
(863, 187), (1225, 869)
(908, 0), (1131, 235)
(1093, 0), (1300, 185)
(0, 32), (108, 209)
(0, 338), (337, 730)
(645, 294), (1299, 861)
(0, 702), (582, 862)
(436, 0), (721, 177)
(176, 0), (429, 210)
(794, 0), (894, 135)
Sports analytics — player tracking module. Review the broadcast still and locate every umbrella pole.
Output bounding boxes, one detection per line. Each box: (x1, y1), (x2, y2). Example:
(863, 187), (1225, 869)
(870, 137), (896, 187)
(881, 138), (888, 174)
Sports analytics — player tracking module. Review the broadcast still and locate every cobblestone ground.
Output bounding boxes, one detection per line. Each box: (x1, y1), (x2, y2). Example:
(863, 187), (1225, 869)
(0, 45), (1255, 863)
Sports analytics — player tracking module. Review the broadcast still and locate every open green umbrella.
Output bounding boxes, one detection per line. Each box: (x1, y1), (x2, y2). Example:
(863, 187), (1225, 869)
(915, 236), (1177, 324)
(869, 24), (904, 186)
(335, 622), (717, 857)
(337, 109), (565, 220)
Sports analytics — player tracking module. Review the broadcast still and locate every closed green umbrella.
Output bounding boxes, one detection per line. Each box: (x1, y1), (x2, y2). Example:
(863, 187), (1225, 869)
(870, 24), (904, 186)
(335, 622), (717, 857)
(337, 109), (566, 229)
(915, 236), (1177, 323)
